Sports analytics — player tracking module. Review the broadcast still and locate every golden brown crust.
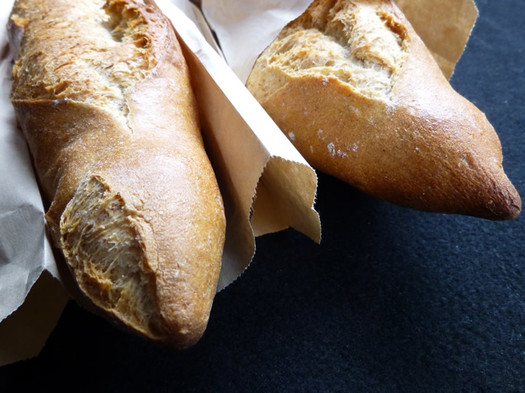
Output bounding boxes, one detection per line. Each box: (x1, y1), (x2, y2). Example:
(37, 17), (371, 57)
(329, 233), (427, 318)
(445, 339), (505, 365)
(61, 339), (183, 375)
(9, 0), (225, 347)
(247, 0), (521, 220)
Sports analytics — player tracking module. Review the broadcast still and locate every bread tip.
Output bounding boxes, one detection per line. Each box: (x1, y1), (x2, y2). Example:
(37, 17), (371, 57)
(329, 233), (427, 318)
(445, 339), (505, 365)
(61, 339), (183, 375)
(495, 190), (522, 220)
(478, 180), (522, 221)
(162, 325), (208, 350)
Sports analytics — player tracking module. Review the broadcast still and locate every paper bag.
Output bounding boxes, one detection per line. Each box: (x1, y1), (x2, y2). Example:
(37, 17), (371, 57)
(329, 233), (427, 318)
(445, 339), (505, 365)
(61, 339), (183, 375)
(0, 0), (479, 365)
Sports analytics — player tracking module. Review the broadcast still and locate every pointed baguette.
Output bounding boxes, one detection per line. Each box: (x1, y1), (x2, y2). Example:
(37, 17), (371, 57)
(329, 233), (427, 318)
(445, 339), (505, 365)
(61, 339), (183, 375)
(247, 0), (521, 219)
(9, 0), (225, 347)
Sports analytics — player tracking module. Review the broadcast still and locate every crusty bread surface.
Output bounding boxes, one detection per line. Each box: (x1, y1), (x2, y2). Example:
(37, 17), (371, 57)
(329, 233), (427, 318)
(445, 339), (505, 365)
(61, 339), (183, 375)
(9, 0), (226, 348)
(247, 0), (521, 220)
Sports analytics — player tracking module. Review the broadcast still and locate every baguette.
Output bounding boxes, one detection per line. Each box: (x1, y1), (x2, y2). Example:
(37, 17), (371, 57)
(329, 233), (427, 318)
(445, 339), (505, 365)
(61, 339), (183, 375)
(246, 0), (521, 220)
(9, 0), (226, 348)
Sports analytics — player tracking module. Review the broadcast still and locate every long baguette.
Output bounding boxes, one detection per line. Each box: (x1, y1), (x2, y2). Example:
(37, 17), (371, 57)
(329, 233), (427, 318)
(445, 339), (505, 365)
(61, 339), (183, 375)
(247, 0), (521, 220)
(9, 0), (225, 348)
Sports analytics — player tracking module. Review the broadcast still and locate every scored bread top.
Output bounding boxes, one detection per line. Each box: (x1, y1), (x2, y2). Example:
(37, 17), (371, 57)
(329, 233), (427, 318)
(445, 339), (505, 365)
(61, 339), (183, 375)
(10, 0), (160, 116)
(253, 0), (408, 101)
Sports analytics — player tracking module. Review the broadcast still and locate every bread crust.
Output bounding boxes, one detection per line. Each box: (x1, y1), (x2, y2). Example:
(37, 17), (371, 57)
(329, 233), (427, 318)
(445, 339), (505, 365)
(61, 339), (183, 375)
(9, 0), (225, 347)
(247, 0), (521, 219)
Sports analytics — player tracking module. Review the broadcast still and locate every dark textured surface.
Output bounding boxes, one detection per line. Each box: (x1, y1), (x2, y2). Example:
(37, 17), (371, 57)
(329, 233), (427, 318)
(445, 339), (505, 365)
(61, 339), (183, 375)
(1, 0), (524, 391)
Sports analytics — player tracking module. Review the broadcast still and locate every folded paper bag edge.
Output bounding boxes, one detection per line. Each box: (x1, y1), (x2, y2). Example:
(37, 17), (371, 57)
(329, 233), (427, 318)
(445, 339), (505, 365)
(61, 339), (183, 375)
(159, 0), (321, 291)
(251, 156), (321, 243)
(178, 37), (321, 289)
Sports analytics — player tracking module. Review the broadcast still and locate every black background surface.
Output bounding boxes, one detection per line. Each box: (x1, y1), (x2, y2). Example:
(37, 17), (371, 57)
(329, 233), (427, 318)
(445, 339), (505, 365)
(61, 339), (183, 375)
(1, 0), (524, 391)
